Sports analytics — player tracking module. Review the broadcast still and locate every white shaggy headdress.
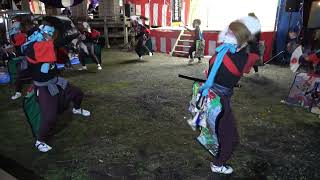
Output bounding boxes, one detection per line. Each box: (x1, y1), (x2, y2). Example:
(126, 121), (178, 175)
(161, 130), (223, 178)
(218, 16), (261, 46)
(62, 0), (74, 7)
(238, 16), (261, 35)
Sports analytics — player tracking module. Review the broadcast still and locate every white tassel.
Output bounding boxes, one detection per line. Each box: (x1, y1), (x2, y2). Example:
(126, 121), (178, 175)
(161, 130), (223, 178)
(62, 0), (74, 7)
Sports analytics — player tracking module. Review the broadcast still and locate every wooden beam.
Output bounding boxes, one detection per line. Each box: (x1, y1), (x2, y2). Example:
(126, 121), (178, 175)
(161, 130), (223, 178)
(122, 6), (128, 45)
(21, 0), (30, 11)
(104, 7), (110, 48)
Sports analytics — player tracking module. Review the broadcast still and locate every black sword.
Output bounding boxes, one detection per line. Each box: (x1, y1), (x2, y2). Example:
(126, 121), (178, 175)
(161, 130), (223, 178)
(178, 74), (206, 82)
(178, 74), (241, 88)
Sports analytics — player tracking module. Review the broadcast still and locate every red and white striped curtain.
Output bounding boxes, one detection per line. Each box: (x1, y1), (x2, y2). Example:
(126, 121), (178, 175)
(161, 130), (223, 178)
(126, 0), (189, 27)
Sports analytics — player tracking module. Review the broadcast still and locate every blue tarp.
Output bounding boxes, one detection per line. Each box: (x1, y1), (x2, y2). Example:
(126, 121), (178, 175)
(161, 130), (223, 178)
(56, 57), (80, 69)
(0, 72), (10, 84)
(275, 0), (303, 59)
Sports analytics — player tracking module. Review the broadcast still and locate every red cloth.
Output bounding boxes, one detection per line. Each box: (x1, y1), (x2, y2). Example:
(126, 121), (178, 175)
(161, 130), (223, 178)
(13, 33), (27, 46)
(208, 55), (242, 77)
(209, 53), (259, 77)
(56, 47), (69, 64)
(243, 53), (259, 74)
(145, 28), (151, 34)
(27, 40), (57, 64)
(89, 29), (101, 39)
(222, 55), (242, 77)
(307, 53), (320, 64)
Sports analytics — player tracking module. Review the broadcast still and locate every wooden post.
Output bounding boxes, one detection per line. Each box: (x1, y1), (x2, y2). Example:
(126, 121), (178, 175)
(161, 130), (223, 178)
(123, 5), (128, 45)
(70, 0), (88, 18)
(21, 0), (30, 11)
(104, 15), (111, 48)
(45, 5), (59, 16)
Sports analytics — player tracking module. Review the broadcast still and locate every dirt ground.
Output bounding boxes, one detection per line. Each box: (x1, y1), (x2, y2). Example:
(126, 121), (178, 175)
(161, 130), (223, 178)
(0, 50), (319, 180)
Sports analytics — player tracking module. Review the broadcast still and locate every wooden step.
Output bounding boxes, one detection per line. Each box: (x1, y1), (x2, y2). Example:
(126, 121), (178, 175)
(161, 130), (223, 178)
(176, 45), (191, 48)
(173, 50), (189, 54)
(173, 53), (188, 57)
(178, 40), (194, 43)
(109, 33), (125, 38)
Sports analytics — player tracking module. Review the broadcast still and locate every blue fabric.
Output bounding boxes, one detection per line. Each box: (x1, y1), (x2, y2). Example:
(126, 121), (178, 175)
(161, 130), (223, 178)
(211, 83), (233, 97)
(40, 63), (50, 73)
(9, 28), (20, 36)
(56, 57), (80, 69)
(56, 64), (65, 69)
(28, 31), (45, 42)
(201, 43), (236, 96)
(9, 22), (21, 36)
(21, 31), (45, 53)
(21, 25), (55, 54)
(275, 0), (303, 58)
(41, 26), (55, 36)
(70, 57), (80, 65)
(0, 72), (10, 84)
(199, 31), (203, 40)
(33, 77), (68, 96)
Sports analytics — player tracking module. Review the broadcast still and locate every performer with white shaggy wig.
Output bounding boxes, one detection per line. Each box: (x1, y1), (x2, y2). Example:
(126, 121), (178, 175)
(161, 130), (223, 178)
(200, 16), (261, 174)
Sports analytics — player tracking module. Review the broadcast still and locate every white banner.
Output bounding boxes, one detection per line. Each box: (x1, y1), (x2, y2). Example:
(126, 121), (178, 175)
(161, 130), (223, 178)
(153, 3), (158, 26)
(162, 4), (168, 26)
(181, 1), (185, 24)
(136, 5), (141, 15)
(145, 3), (150, 25)
(189, 0), (278, 31)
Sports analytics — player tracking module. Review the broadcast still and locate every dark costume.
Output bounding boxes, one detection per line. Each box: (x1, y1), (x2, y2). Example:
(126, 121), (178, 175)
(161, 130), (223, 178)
(30, 63), (84, 141)
(298, 49), (320, 73)
(189, 26), (202, 60)
(22, 25), (87, 144)
(11, 27), (39, 95)
(207, 49), (250, 165)
(248, 32), (261, 72)
(188, 47), (258, 163)
(14, 58), (32, 92)
(0, 39), (15, 67)
(78, 28), (101, 67)
(186, 16), (261, 174)
(135, 24), (153, 58)
(285, 34), (299, 64)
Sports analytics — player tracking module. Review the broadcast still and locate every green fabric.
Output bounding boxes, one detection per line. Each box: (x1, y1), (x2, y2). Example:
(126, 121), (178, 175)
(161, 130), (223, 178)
(139, 38), (153, 56)
(145, 38), (153, 53)
(197, 127), (219, 156)
(84, 44), (102, 64)
(208, 92), (222, 112)
(7, 57), (23, 84)
(195, 40), (205, 58)
(23, 91), (41, 138)
(192, 82), (201, 98)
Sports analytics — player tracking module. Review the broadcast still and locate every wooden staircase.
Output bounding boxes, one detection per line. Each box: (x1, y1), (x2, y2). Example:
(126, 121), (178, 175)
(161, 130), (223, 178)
(170, 30), (194, 57)
(88, 16), (133, 48)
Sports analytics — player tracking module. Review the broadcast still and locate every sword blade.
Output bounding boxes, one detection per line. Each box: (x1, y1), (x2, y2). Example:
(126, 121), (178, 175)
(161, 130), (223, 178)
(178, 74), (206, 82)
